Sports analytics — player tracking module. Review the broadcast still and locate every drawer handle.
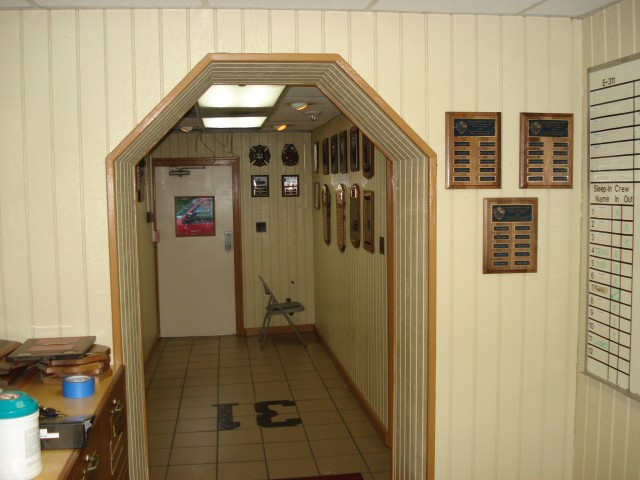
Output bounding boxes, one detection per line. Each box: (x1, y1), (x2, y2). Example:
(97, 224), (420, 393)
(112, 399), (123, 413)
(85, 454), (99, 472)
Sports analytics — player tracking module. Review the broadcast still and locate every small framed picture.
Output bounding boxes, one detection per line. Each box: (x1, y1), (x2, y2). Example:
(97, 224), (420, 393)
(350, 127), (360, 172)
(282, 175), (300, 197)
(330, 134), (338, 174)
(339, 131), (348, 173)
(251, 175), (269, 197)
(363, 134), (374, 179)
(322, 138), (329, 175)
(175, 196), (215, 237)
(313, 182), (320, 209)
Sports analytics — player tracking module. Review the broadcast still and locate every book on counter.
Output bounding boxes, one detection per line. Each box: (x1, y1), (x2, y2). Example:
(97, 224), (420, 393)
(7, 336), (96, 362)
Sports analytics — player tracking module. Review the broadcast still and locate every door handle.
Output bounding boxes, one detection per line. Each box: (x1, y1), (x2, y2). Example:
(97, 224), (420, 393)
(224, 231), (233, 251)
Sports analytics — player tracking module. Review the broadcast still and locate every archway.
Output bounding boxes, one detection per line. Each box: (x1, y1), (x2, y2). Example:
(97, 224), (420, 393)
(106, 53), (436, 479)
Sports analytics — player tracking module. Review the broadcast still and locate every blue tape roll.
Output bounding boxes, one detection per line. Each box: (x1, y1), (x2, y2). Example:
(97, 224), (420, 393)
(62, 375), (95, 399)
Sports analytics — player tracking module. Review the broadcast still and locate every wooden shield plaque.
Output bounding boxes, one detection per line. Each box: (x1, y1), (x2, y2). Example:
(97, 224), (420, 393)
(322, 184), (331, 244)
(350, 184), (361, 248)
(336, 184), (346, 252)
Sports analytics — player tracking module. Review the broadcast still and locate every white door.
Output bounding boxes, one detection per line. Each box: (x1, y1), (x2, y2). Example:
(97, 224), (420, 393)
(155, 165), (236, 337)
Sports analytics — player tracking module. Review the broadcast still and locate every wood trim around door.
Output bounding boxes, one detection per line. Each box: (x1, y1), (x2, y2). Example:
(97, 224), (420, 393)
(386, 158), (395, 449)
(151, 157), (244, 336)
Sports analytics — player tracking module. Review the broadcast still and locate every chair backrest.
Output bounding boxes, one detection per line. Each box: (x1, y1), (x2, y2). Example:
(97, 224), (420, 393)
(258, 275), (280, 303)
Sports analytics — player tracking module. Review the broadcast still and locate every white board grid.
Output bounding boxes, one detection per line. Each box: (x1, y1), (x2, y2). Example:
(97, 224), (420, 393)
(588, 53), (640, 396)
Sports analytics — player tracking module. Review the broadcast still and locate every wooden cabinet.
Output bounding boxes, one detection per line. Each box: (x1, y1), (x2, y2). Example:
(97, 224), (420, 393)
(66, 368), (128, 479)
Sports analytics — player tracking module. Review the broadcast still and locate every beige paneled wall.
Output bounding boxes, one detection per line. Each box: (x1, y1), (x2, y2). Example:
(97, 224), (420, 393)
(0, 7), (585, 479)
(311, 115), (389, 429)
(425, 15), (582, 480)
(576, 1), (640, 478)
(150, 131), (315, 331)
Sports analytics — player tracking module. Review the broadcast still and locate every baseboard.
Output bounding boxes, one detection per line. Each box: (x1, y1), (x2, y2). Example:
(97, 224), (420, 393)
(315, 331), (389, 445)
(244, 324), (315, 336)
(144, 334), (160, 365)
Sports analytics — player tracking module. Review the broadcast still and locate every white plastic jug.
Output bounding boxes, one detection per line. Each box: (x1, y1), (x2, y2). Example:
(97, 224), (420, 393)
(0, 390), (42, 480)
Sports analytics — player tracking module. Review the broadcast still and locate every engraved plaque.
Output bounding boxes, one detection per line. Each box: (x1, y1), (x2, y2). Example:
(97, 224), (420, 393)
(519, 112), (573, 188)
(483, 197), (538, 274)
(350, 184), (361, 248)
(336, 184), (346, 252)
(446, 112), (501, 189)
(363, 190), (375, 253)
(322, 184), (331, 244)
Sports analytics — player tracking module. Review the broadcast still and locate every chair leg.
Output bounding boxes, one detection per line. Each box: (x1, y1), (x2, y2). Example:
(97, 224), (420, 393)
(282, 313), (307, 348)
(260, 312), (272, 349)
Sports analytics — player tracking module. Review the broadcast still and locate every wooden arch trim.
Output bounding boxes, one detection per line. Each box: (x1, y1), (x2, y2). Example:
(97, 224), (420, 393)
(105, 53), (437, 480)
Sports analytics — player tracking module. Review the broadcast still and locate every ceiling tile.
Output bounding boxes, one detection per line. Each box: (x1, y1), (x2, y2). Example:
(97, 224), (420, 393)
(33, 0), (204, 7)
(1, 0), (34, 6)
(371, 0), (537, 15)
(204, 0), (371, 10)
(523, 0), (619, 17)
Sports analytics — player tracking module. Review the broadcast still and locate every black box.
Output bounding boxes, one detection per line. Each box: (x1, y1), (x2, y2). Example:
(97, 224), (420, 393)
(39, 415), (95, 450)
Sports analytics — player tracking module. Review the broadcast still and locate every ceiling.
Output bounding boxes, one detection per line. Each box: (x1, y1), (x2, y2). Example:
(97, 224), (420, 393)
(1, 0), (620, 19)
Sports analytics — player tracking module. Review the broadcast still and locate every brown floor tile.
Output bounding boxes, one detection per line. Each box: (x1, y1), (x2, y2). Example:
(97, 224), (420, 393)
(304, 423), (351, 440)
(295, 399), (337, 412)
(300, 410), (343, 425)
(267, 457), (319, 478)
(147, 420), (176, 435)
(188, 360), (219, 370)
(218, 392), (255, 404)
(146, 408), (179, 422)
(372, 472), (392, 480)
(219, 366), (251, 376)
(217, 460), (267, 480)
(218, 382), (254, 395)
(186, 368), (218, 379)
(175, 418), (217, 433)
(347, 420), (378, 437)
(333, 396), (360, 410)
(148, 378), (184, 389)
(254, 389), (294, 402)
(218, 443), (264, 462)
(285, 370), (321, 381)
(288, 379), (325, 390)
(364, 451), (392, 472)
(166, 463), (216, 479)
(148, 447), (170, 466)
(253, 381), (289, 393)
(354, 435), (390, 453)
(146, 397), (181, 410)
(252, 371), (287, 383)
(146, 388), (183, 400)
(147, 433), (173, 449)
(316, 454), (368, 475)
(148, 465), (167, 480)
(218, 427), (262, 445)
(291, 388), (331, 401)
(310, 437), (359, 457)
(262, 425), (307, 443)
(182, 385), (217, 397)
(169, 445), (217, 465)
(184, 375), (218, 387)
(172, 430), (217, 448)
(178, 405), (217, 420)
(329, 385), (354, 399)
(264, 440), (312, 460)
(180, 396), (217, 408)
(340, 408), (368, 423)
(219, 374), (253, 385)
(153, 370), (188, 380)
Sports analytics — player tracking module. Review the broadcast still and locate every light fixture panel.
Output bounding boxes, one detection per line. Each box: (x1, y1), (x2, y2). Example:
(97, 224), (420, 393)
(202, 116), (267, 129)
(198, 85), (285, 108)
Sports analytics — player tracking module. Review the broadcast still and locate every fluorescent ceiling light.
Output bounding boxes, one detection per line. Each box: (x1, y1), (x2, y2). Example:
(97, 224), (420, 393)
(198, 85), (286, 108)
(202, 116), (267, 129)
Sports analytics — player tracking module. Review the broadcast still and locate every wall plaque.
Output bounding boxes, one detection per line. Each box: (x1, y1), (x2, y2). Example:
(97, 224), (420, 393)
(445, 112), (501, 189)
(330, 134), (338, 174)
(322, 184), (331, 244)
(350, 184), (361, 248)
(483, 197), (538, 274)
(336, 184), (346, 252)
(519, 112), (573, 188)
(363, 190), (375, 253)
(322, 138), (329, 175)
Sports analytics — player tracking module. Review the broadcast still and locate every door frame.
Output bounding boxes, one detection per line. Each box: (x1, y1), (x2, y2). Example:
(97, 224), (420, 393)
(152, 157), (244, 335)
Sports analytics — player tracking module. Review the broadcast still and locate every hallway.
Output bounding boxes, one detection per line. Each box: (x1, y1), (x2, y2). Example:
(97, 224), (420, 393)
(145, 333), (392, 479)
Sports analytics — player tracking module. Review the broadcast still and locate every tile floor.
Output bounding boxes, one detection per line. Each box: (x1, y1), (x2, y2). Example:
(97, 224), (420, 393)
(144, 333), (392, 480)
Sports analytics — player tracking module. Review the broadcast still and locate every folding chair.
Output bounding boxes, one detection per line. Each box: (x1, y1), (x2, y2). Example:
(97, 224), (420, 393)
(258, 275), (306, 348)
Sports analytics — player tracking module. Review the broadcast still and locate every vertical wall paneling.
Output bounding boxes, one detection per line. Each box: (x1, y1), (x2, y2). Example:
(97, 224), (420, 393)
(0, 11), (29, 339)
(188, 9), (215, 69)
(312, 115), (389, 432)
(323, 11), (349, 60)
(215, 9), (242, 53)
(296, 10), (322, 53)
(577, 2), (640, 479)
(243, 10), (269, 53)
(161, 10), (188, 96)
(78, 9), (113, 347)
(349, 12), (375, 85)
(270, 10), (296, 53)
(51, 10), (86, 335)
(134, 10), (161, 125)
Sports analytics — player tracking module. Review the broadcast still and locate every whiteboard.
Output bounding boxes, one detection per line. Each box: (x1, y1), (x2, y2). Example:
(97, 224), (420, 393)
(587, 53), (640, 396)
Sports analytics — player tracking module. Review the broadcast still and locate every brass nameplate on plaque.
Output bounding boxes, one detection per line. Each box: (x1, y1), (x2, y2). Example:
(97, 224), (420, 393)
(445, 112), (501, 189)
(483, 198), (538, 274)
(519, 112), (573, 188)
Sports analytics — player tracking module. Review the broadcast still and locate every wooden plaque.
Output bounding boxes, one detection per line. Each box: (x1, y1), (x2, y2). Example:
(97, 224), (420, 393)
(519, 112), (573, 188)
(330, 134), (338, 174)
(362, 134), (374, 179)
(350, 127), (360, 172)
(363, 190), (375, 253)
(322, 184), (331, 244)
(350, 184), (361, 248)
(336, 184), (346, 252)
(445, 112), (501, 189)
(322, 138), (329, 175)
(483, 197), (538, 274)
